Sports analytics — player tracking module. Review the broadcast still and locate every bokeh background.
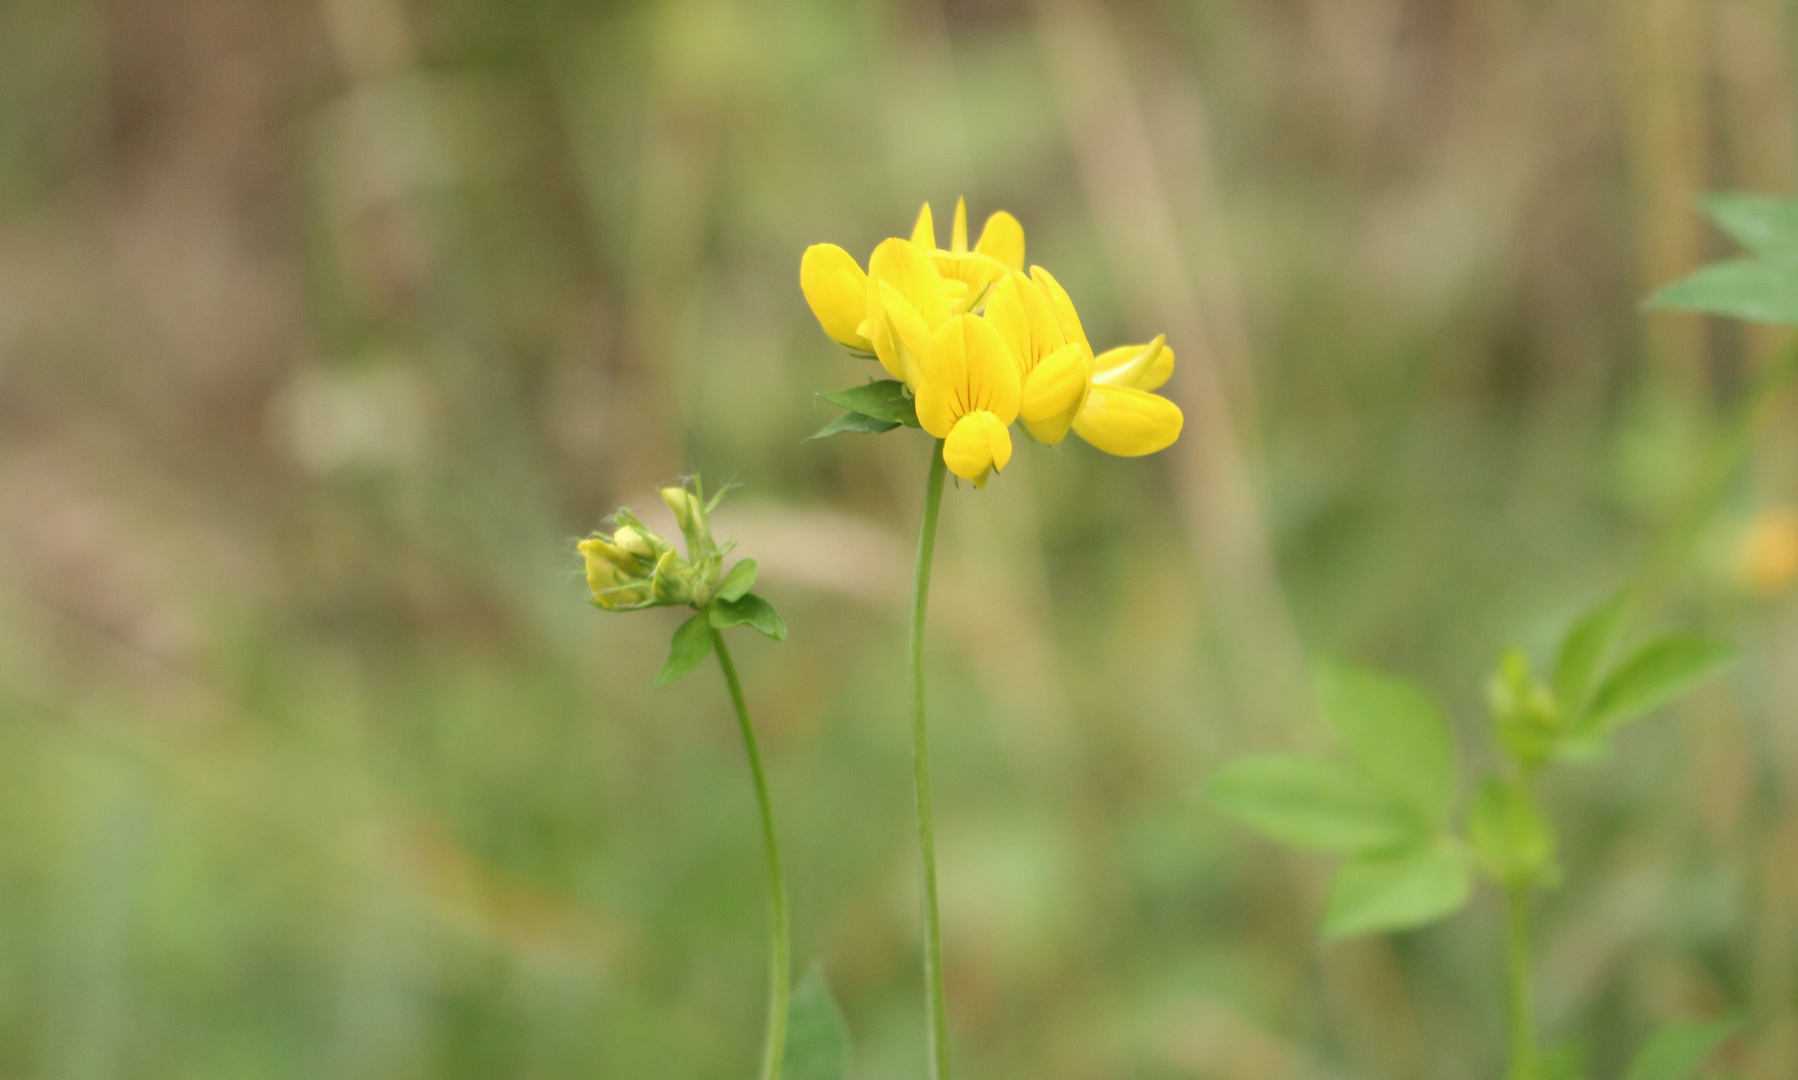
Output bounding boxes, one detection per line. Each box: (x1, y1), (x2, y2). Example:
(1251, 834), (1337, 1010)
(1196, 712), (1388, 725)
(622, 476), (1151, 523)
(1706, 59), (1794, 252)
(3, 0), (1798, 1077)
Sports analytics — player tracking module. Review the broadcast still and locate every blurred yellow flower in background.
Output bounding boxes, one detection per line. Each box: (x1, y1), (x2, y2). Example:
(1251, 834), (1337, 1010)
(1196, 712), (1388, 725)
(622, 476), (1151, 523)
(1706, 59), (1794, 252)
(1743, 507), (1798, 595)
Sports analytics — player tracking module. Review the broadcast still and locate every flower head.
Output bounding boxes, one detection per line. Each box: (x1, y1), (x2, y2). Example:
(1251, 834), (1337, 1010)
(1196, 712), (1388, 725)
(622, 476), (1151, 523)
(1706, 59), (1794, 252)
(579, 479), (732, 611)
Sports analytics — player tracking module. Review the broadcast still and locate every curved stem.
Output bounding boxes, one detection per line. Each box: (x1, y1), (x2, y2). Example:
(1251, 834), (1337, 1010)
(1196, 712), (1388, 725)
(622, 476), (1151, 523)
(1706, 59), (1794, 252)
(1504, 885), (1536, 1080)
(711, 628), (790, 1080)
(910, 444), (951, 1080)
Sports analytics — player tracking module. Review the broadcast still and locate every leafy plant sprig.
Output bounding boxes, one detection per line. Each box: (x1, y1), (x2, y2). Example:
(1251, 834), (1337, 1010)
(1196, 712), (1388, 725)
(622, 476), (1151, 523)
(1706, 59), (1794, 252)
(578, 478), (850, 1080)
(1207, 595), (1737, 1080)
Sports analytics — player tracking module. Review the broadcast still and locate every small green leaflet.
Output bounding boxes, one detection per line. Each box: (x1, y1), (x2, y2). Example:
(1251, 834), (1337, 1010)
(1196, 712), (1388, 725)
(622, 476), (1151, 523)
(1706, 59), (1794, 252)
(1322, 843), (1473, 939)
(818, 380), (920, 427)
(1700, 193), (1798, 257)
(784, 967), (853, 1080)
(1553, 591), (1632, 719)
(1623, 1016), (1741, 1080)
(1206, 754), (1426, 854)
(716, 558), (758, 603)
(1584, 635), (1737, 734)
(1647, 256), (1798, 325)
(1317, 661), (1457, 825)
(655, 613), (714, 687)
(709, 593), (788, 640)
(808, 411), (899, 440)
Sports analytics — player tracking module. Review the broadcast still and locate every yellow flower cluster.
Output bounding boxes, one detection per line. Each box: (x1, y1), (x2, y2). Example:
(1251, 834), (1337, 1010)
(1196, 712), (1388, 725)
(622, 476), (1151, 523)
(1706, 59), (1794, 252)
(801, 199), (1183, 486)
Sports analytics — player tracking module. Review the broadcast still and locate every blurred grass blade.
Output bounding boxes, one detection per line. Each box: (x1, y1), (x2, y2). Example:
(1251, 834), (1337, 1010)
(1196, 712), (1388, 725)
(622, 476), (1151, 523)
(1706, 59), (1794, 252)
(1206, 754), (1426, 853)
(1701, 194), (1798, 256)
(1586, 635), (1737, 733)
(1317, 661), (1457, 824)
(1646, 257), (1798, 325)
(1623, 1017), (1741, 1080)
(1322, 843), (1472, 939)
(785, 967), (852, 1080)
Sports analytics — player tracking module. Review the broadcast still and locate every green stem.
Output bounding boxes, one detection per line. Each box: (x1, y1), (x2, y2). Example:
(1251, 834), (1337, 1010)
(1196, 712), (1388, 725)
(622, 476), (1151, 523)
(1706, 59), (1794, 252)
(910, 443), (951, 1080)
(1504, 884), (1537, 1080)
(711, 628), (790, 1080)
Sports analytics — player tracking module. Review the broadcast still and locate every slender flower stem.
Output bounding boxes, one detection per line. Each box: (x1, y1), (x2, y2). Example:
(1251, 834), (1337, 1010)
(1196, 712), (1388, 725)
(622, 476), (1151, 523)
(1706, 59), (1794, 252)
(1504, 884), (1537, 1080)
(910, 444), (951, 1080)
(711, 628), (790, 1080)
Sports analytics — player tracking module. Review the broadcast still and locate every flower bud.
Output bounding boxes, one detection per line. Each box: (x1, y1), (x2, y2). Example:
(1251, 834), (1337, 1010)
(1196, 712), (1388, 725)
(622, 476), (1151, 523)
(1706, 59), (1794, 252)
(612, 525), (657, 562)
(661, 486), (702, 534)
(583, 536), (640, 574)
(651, 548), (695, 605)
(579, 539), (652, 610)
(1487, 648), (1559, 767)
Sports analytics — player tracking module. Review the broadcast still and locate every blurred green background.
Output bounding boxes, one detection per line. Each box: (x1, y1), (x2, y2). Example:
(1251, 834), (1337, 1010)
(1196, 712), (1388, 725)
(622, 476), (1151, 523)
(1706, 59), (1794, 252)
(2, 0), (1796, 1076)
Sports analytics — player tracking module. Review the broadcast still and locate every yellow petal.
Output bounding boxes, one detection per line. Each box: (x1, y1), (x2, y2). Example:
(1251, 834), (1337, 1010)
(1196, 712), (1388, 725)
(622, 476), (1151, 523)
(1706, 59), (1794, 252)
(984, 271), (1065, 375)
(867, 238), (950, 326)
(951, 197), (969, 254)
(877, 280), (934, 390)
(911, 202), (936, 249)
(1028, 265), (1090, 353)
(1092, 335), (1174, 391)
(943, 410), (1013, 487)
(975, 211), (1025, 271)
(866, 238), (951, 385)
(931, 251), (1009, 313)
(1019, 343), (1090, 445)
(1072, 385), (1183, 457)
(800, 244), (872, 350)
(922, 313), (1021, 423)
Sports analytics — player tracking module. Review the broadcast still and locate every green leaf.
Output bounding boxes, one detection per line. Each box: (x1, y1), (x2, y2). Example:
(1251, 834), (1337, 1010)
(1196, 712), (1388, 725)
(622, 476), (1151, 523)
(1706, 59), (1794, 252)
(1206, 754), (1427, 853)
(708, 593), (787, 640)
(1702, 193), (1798, 256)
(716, 558), (758, 603)
(1466, 778), (1557, 890)
(819, 380), (920, 427)
(1553, 591), (1632, 718)
(1647, 257), (1798, 325)
(1585, 635), (1737, 733)
(655, 613), (714, 687)
(1624, 1017), (1741, 1080)
(1318, 661), (1457, 824)
(1322, 843), (1473, 939)
(784, 967), (853, 1080)
(807, 411), (900, 441)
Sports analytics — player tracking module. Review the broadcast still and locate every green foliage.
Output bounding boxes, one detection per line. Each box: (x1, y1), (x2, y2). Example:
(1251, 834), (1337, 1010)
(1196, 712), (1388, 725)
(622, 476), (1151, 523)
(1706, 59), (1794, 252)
(818, 381), (920, 427)
(1322, 843), (1473, 939)
(1206, 754), (1422, 853)
(809, 380), (920, 440)
(716, 558), (758, 603)
(785, 968), (853, 1080)
(709, 594), (789, 640)
(1699, 193), (1798, 256)
(1539, 1040), (1592, 1080)
(1623, 1017), (1741, 1080)
(1553, 591), (1632, 718)
(1649, 194), (1798, 323)
(1467, 778), (1557, 890)
(1317, 661), (1457, 824)
(1581, 636), (1738, 737)
(655, 613), (715, 686)
(807, 411), (899, 440)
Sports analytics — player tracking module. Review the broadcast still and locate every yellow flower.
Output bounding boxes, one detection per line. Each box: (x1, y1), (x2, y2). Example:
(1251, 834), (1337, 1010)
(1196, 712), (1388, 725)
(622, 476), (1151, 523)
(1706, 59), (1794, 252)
(1744, 507), (1798, 595)
(910, 198), (1024, 312)
(913, 314), (1021, 487)
(865, 237), (950, 389)
(984, 270), (1090, 444)
(800, 243), (872, 351)
(1028, 266), (1184, 458)
(580, 537), (654, 610)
